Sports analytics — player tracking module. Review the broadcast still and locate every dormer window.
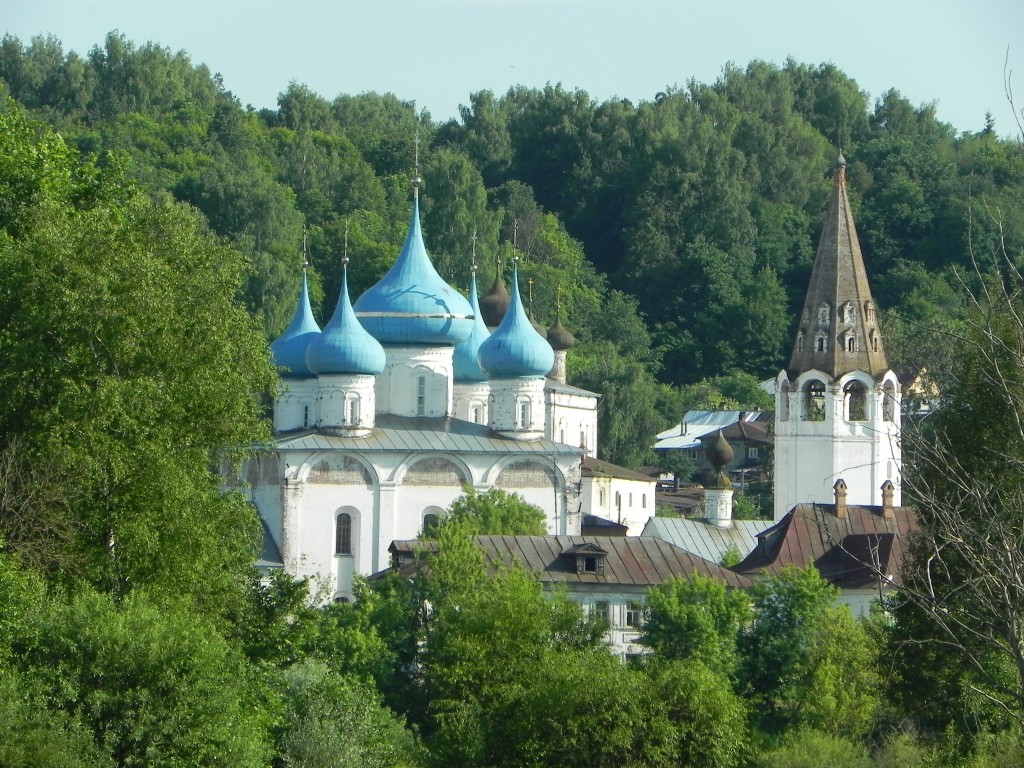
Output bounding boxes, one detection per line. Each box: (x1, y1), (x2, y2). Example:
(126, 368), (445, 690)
(818, 303), (830, 326)
(842, 301), (855, 324)
(563, 543), (608, 575)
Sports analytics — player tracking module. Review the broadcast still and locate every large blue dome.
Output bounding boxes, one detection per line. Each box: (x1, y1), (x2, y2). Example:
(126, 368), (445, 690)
(270, 271), (321, 377)
(354, 196), (474, 345)
(478, 262), (554, 378)
(306, 266), (386, 375)
(453, 270), (491, 382)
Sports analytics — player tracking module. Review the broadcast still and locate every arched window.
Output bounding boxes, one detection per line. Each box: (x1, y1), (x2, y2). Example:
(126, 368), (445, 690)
(422, 513), (440, 537)
(599, 487), (607, 507)
(471, 406), (482, 424)
(845, 380), (868, 422)
(846, 335), (856, 353)
(803, 380), (826, 421)
(347, 397), (360, 425)
(580, 430), (587, 450)
(815, 333), (827, 353)
(796, 331), (805, 352)
(883, 380), (897, 422)
(335, 513), (352, 555)
(871, 332), (879, 352)
(779, 381), (791, 421)
(302, 403), (311, 429)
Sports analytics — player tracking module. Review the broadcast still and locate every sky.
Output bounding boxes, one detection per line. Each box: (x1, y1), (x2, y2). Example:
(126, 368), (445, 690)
(6, 0), (1024, 139)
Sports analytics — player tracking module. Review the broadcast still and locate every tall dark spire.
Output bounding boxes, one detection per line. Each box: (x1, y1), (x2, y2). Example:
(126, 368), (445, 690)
(788, 154), (888, 379)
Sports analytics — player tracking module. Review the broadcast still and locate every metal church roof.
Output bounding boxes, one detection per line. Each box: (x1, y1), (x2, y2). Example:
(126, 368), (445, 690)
(276, 414), (584, 456)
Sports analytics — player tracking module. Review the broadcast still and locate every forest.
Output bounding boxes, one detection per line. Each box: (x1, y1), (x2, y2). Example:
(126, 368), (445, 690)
(1, 30), (1024, 767)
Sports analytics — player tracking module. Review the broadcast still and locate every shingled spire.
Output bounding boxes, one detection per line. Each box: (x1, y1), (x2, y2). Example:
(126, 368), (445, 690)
(788, 153), (888, 379)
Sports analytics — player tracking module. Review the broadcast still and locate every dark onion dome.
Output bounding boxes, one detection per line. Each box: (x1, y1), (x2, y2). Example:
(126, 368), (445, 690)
(453, 269), (491, 382)
(306, 264), (386, 375)
(547, 290), (576, 351)
(270, 271), (321, 377)
(479, 258), (511, 327)
(478, 260), (555, 378)
(353, 196), (474, 345)
(707, 430), (734, 489)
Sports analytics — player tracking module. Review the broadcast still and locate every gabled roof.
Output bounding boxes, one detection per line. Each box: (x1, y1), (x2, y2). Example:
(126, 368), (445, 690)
(642, 516), (772, 564)
(276, 414), (583, 457)
(582, 456), (655, 483)
(732, 502), (918, 589)
(383, 535), (752, 588)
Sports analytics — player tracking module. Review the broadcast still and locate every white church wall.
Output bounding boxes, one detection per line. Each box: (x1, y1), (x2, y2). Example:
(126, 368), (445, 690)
(376, 346), (454, 417)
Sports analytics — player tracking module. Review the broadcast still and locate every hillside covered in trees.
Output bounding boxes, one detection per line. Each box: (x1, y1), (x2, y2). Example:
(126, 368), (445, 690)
(3, 31), (1022, 469)
(2, 31), (1024, 767)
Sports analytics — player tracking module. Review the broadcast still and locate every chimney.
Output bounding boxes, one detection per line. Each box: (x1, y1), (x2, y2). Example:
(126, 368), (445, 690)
(881, 480), (895, 519)
(833, 478), (848, 519)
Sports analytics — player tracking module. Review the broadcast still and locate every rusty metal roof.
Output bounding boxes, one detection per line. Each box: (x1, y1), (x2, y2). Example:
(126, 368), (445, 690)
(385, 535), (751, 588)
(732, 503), (918, 588)
(276, 414), (584, 457)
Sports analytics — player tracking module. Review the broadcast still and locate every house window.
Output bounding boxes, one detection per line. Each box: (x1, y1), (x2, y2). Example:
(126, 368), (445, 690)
(748, 447), (759, 460)
(335, 513), (352, 555)
(416, 376), (426, 416)
(593, 601), (610, 624)
(625, 601), (643, 628)
(519, 400), (531, 428)
(845, 380), (867, 422)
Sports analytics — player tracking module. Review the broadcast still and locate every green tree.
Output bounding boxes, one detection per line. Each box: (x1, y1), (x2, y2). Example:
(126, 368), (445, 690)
(641, 573), (752, 679)
(276, 660), (420, 768)
(442, 486), (548, 536)
(739, 566), (880, 737)
(0, 104), (276, 610)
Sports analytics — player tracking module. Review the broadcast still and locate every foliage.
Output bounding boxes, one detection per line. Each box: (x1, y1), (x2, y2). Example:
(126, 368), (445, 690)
(442, 486), (548, 536)
(276, 659), (420, 768)
(753, 729), (872, 768)
(740, 565), (880, 737)
(641, 574), (752, 679)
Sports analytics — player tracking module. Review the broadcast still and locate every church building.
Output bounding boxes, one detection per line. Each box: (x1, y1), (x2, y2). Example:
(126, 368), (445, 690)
(248, 179), (627, 600)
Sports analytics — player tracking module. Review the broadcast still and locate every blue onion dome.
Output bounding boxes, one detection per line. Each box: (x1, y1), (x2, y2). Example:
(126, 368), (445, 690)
(478, 260), (555, 377)
(353, 192), (474, 345)
(306, 262), (386, 375)
(270, 270), (322, 377)
(453, 268), (491, 382)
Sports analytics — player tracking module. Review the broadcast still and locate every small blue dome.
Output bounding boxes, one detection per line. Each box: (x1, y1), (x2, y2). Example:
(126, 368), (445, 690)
(306, 266), (386, 375)
(354, 197), (474, 345)
(453, 271), (491, 382)
(270, 271), (321, 377)
(478, 262), (555, 378)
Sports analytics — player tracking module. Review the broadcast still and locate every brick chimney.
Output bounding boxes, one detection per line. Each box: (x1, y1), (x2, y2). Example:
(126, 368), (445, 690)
(833, 478), (848, 519)
(881, 480), (895, 519)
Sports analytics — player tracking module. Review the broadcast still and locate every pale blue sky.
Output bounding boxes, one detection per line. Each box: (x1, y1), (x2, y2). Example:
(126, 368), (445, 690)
(6, 0), (1024, 137)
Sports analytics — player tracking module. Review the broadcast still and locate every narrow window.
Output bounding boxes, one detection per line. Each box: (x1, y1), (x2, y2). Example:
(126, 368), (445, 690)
(818, 303), (830, 326)
(599, 488), (606, 506)
(559, 429), (565, 443)
(519, 400), (531, 428)
(335, 513), (352, 555)
(847, 335), (856, 352)
(629, 492), (633, 507)
(580, 430), (587, 450)
(779, 381), (791, 421)
(816, 334), (827, 353)
(347, 397), (359, 425)
(302, 404), (310, 429)
(642, 494), (647, 508)
(883, 380), (897, 422)
(416, 376), (426, 416)
(796, 332), (804, 352)
(471, 406), (482, 424)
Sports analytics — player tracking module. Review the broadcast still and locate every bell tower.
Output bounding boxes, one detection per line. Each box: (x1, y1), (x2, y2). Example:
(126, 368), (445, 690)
(773, 154), (902, 520)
